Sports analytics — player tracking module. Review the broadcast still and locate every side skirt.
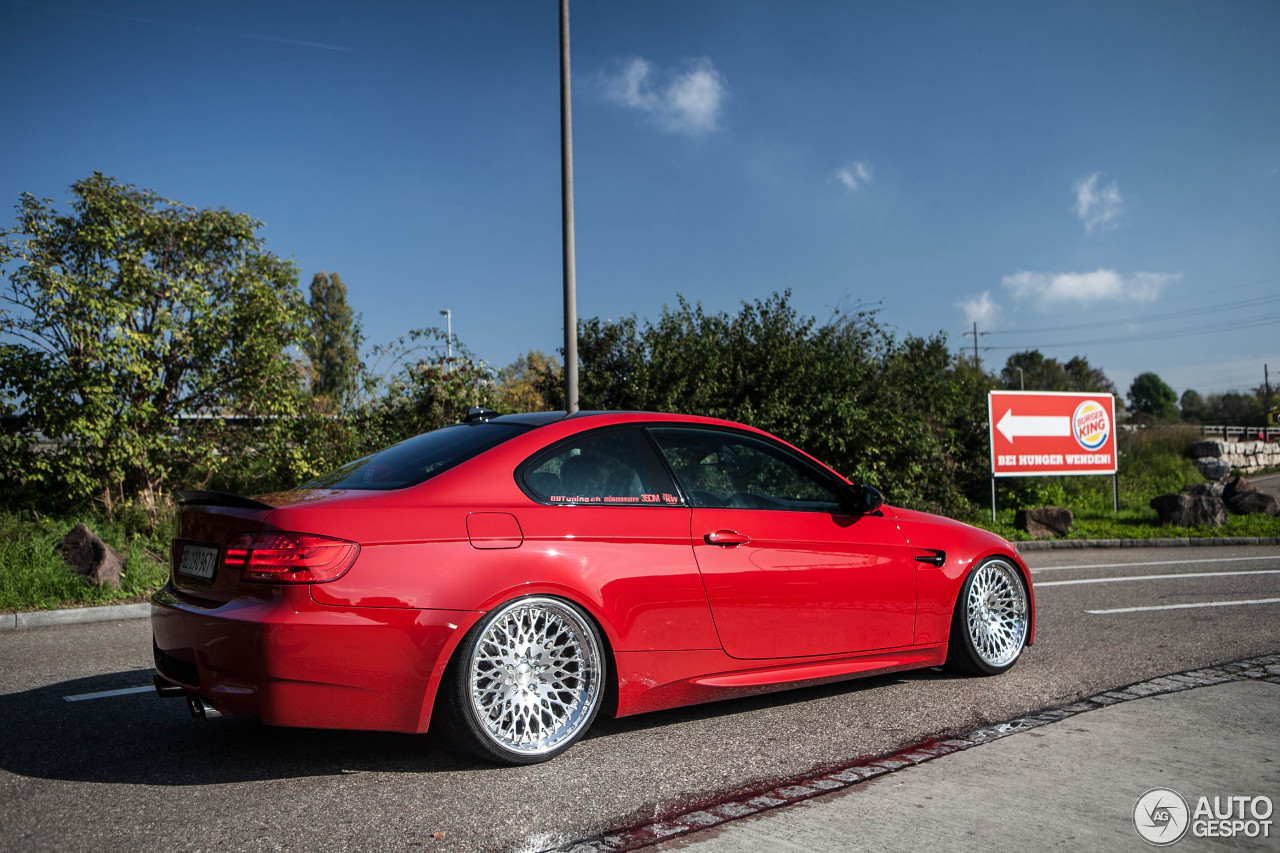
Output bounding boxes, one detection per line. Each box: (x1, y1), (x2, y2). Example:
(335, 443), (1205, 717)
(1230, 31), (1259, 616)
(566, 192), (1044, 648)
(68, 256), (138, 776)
(614, 644), (947, 718)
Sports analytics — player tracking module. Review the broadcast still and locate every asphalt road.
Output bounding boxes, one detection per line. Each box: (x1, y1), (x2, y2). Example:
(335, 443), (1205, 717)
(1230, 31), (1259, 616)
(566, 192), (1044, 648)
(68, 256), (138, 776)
(1253, 471), (1280, 501)
(1, 544), (1278, 852)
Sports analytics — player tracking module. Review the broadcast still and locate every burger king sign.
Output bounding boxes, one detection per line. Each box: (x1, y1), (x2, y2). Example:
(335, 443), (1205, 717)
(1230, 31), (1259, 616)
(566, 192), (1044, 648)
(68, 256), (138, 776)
(989, 391), (1118, 477)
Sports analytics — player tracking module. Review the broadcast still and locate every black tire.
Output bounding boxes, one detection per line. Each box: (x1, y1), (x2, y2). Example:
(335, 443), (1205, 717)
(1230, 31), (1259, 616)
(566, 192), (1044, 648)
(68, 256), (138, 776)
(944, 558), (1030, 676)
(436, 596), (605, 765)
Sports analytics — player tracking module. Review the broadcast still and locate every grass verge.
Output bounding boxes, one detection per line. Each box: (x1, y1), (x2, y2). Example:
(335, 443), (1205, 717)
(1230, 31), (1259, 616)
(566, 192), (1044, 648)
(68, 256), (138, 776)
(965, 424), (1280, 541)
(0, 509), (171, 612)
(974, 506), (1280, 542)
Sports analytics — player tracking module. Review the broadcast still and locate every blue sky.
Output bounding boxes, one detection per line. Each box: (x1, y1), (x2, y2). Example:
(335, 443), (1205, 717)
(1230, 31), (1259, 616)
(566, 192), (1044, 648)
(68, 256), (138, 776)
(2, 0), (1278, 399)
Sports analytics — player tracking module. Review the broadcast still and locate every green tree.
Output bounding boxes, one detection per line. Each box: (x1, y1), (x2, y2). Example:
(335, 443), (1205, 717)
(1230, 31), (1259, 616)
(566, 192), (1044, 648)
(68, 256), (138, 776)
(206, 328), (500, 497)
(999, 351), (1118, 397)
(305, 271), (362, 412)
(364, 329), (499, 441)
(1204, 391), (1264, 426)
(1127, 372), (1179, 421)
(1064, 356), (1119, 397)
(569, 291), (994, 514)
(1179, 388), (1207, 422)
(496, 350), (560, 412)
(1000, 350), (1066, 391)
(0, 173), (309, 513)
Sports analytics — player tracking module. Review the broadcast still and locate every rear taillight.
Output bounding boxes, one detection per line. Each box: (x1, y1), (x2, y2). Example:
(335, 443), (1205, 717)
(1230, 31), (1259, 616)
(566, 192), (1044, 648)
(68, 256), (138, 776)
(225, 532), (359, 584)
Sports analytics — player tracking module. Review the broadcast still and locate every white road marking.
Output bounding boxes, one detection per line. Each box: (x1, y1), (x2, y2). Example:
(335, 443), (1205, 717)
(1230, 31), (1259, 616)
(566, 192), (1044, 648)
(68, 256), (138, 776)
(63, 685), (154, 702)
(1036, 569), (1280, 587)
(1087, 598), (1280, 615)
(1030, 555), (1280, 574)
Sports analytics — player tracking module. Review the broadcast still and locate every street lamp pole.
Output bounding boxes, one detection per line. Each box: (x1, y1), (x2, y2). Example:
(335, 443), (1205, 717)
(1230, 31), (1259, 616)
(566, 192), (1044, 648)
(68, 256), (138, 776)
(559, 0), (579, 413)
(1015, 366), (1024, 391)
(439, 309), (452, 369)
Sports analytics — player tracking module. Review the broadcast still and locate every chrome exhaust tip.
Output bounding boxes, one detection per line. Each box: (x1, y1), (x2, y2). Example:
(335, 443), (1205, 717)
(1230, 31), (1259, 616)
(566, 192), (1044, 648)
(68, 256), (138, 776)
(186, 694), (221, 720)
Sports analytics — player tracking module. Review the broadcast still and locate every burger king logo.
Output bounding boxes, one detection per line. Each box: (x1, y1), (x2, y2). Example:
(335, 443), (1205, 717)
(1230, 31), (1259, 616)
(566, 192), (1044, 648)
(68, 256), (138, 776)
(1073, 400), (1110, 451)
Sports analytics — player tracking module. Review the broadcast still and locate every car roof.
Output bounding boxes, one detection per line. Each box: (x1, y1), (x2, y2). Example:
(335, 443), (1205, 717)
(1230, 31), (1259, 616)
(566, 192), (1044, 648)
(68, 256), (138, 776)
(487, 411), (611, 427)
(488, 410), (682, 427)
(486, 410), (768, 428)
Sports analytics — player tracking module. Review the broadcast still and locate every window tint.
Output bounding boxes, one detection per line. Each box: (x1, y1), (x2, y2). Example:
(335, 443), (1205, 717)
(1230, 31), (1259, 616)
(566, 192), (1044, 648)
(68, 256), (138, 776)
(649, 427), (841, 512)
(302, 423), (529, 490)
(521, 428), (683, 506)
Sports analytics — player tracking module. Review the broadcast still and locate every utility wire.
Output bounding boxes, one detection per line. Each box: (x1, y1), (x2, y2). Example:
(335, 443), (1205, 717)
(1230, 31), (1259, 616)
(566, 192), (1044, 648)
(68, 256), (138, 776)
(983, 291), (1280, 336)
(986, 313), (1280, 351)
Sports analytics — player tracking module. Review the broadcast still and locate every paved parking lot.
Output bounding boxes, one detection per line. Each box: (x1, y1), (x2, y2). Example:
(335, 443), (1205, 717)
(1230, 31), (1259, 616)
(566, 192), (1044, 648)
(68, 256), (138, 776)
(1, 544), (1277, 851)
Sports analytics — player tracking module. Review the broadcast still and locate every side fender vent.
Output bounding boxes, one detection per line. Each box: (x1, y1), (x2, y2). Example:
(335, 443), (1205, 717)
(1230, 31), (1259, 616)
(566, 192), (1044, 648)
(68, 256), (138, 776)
(913, 549), (946, 568)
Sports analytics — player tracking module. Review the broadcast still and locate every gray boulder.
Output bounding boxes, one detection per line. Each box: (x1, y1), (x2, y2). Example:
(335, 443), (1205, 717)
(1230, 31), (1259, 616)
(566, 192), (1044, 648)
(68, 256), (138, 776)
(1222, 474), (1258, 502)
(60, 524), (124, 589)
(1194, 458), (1232, 479)
(1014, 507), (1074, 538)
(1149, 494), (1227, 528)
(1182, 481), (1225, 498)
(1191, 440), (1228, 458)
(1226, 490), (1279, 516)
(1187, 438), (1228, 458)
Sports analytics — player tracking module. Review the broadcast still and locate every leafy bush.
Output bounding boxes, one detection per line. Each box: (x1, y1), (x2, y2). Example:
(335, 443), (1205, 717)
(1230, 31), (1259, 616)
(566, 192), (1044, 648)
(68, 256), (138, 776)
(554, 292), (993, 515)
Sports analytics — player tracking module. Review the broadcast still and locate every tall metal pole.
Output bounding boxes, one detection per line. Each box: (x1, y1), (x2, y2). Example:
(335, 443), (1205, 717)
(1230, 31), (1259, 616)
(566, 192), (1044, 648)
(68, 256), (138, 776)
(559, 0), (579, 413)
(439, 309), (452, 370)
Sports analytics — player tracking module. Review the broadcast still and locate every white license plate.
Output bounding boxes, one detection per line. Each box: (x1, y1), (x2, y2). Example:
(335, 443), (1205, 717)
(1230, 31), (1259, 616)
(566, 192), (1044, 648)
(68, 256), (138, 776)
(177, 544), (219, 580)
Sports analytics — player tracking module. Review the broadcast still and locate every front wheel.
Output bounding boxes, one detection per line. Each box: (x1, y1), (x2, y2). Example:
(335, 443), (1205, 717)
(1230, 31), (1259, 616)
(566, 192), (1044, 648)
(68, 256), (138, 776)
(945, 558), (1029, 676)
(439, 596), (605, 764)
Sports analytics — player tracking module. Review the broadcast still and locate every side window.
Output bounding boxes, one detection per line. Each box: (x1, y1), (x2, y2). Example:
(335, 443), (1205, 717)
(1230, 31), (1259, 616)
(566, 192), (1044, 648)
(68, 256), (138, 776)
(520, 428), (684, 507)
(648, 427), (841, 513)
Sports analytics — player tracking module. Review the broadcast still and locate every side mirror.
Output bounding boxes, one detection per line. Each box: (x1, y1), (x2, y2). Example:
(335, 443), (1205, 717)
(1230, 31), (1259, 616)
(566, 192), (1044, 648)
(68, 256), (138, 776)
(839, 483), (884, 515)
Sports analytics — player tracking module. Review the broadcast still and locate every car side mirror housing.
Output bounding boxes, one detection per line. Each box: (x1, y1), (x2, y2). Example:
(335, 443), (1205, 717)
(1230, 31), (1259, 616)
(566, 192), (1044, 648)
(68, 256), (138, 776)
(839, 483), (884, 515)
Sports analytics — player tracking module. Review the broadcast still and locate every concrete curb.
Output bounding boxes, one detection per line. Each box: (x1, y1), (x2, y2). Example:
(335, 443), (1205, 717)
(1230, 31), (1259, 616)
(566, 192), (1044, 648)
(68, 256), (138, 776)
(0, 602), (150, 632)
(1015, 535), (1280, 551)
(553, 653), (1280, 852)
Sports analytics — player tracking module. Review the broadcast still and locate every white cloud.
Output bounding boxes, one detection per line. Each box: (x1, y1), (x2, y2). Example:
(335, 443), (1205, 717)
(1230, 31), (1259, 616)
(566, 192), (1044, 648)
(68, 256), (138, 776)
(1002, 269), (1179, 306)
(957, 291), (1000, 326)
(605, 57), (655, 110)
(601, 57), (726, 135)
(1074, 173), (1123, 232)
(835, 161), (872, 192)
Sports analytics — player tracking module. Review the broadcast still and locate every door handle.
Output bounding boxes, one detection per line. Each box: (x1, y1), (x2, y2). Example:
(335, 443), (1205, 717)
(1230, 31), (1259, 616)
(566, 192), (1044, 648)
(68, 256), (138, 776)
(704, 529), (750, 547)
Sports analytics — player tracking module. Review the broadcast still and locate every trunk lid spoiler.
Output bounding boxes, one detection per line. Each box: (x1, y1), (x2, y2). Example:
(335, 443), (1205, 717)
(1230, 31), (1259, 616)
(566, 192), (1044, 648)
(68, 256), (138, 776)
(177, 490), (276, 510)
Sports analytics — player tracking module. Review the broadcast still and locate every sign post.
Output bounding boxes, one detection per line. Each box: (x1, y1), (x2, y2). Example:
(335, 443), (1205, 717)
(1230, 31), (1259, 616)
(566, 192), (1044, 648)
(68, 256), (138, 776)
(987, 391), (1118, 521)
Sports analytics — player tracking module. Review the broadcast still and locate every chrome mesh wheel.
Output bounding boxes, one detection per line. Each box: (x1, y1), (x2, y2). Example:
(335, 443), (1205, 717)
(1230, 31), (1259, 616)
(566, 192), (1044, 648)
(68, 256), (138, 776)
(466, 597), (602, 758)
(964, 560), (1028, 668)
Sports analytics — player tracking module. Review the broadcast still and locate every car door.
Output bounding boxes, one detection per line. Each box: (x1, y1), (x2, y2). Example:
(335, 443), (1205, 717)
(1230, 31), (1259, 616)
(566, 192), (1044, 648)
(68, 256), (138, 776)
(648, 426), (917, 660)
(516, 425), (720, 652)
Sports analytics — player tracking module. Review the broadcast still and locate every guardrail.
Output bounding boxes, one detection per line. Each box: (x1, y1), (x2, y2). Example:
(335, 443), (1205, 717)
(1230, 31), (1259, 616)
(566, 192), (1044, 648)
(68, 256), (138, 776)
(1200, 425), (1280, 441)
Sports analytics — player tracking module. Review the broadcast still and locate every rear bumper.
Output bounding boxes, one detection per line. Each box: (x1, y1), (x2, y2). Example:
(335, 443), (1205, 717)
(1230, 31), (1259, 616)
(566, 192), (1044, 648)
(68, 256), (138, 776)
(150, 584), (471, 733)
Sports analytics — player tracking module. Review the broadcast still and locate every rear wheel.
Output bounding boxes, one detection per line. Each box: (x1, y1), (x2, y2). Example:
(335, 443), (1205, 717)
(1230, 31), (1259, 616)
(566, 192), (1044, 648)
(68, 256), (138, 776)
(945, 558), (1029, 676)
(439, 596), (605, 764)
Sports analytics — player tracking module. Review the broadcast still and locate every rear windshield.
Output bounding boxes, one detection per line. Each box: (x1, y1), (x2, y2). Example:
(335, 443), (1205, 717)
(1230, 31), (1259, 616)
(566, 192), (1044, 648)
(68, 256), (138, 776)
(302, 422), (530, 491)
